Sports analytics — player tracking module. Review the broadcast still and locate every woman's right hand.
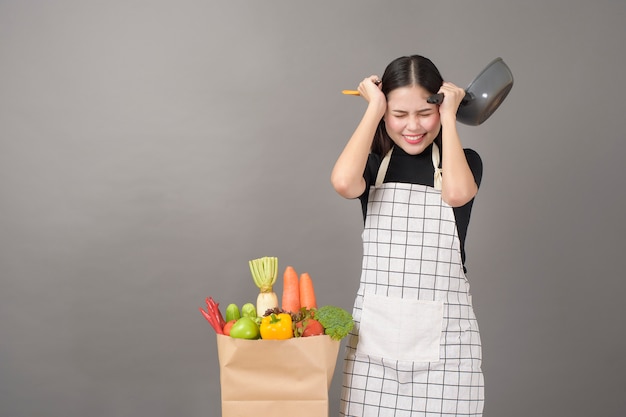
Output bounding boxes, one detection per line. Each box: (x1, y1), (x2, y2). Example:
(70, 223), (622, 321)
(358, 76), (386, 117)
(331, 75), (386, 199)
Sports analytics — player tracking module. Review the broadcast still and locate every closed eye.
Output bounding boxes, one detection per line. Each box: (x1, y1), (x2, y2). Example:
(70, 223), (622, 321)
(391, 110), (433, 117)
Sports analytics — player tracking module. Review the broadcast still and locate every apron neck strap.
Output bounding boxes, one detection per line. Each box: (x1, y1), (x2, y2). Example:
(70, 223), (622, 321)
(432, 142), (442, 190)
(375, 148), (393, 187)
(374, 144), (442, 190)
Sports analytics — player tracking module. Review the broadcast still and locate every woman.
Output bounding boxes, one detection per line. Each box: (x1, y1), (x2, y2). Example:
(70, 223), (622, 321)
(331, 55), (484, 416)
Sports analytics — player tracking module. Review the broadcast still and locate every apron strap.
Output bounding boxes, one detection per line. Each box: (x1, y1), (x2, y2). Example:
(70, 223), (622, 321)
(375, 148), (393, 187)
(432, 142), (442, 191)
(374, 144), (442, 189)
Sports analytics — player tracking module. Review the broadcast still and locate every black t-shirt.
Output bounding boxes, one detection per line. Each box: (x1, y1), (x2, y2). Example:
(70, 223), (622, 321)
(359, 143), (483, 271)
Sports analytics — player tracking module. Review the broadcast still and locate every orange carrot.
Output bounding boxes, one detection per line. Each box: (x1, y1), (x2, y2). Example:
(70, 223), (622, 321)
(299, 272), (317, 309)
(281, 266), (301, 313)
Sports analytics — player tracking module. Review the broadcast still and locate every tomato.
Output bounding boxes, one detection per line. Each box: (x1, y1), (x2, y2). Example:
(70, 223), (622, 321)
(222, 319), (237, 336)
(296, 318), (325, 337)
(229, 317), (260, 339)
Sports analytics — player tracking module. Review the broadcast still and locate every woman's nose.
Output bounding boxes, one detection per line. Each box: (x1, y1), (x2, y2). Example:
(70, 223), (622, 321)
(407, 115), (420, 131)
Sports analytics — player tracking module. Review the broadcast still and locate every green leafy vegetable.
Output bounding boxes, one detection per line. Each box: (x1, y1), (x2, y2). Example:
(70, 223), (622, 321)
(315, 305), (354, 341)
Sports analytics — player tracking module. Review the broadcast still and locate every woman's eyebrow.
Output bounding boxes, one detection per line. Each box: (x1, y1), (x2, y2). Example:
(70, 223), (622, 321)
(390, 108), (433, 114)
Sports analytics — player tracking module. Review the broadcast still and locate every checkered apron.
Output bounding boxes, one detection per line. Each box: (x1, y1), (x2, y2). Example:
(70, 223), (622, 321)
(340, 147), (484, 417)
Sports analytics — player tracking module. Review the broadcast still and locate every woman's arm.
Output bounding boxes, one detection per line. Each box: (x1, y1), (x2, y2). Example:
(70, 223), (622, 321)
(331, 77), (386, 199)
(437, 82), (479, 207)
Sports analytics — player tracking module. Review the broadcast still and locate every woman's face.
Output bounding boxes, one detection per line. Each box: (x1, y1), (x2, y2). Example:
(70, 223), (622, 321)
(383, 85), (441, 155)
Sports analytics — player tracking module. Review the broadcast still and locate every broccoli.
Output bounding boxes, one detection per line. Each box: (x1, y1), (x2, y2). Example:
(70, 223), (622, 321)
(315, 305), (354, 341)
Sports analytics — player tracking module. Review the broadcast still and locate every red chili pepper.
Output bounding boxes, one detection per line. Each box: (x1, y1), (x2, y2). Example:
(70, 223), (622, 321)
(199, 302), (224, 335)
(206, 297), (226, 329)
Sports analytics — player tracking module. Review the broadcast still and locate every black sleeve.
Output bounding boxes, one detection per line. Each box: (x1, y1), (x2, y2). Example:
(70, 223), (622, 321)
(362, 152), (381, 189)
(464, 148), (483, 188)
(358, 153), (381, 221)
(454, 148), (483, 269)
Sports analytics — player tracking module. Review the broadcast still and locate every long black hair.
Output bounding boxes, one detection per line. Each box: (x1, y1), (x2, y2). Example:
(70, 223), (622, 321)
(372, 55), (444, 157)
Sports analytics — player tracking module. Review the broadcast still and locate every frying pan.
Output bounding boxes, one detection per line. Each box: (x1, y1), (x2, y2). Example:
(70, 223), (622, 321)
(342, 57), (514, 126)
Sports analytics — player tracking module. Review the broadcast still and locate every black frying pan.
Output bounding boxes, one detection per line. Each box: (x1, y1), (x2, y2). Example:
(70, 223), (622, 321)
(426, 57), (514, 126)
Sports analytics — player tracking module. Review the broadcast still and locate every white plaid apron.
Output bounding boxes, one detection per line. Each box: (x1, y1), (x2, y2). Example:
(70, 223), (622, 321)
(340, 147), (484, 416)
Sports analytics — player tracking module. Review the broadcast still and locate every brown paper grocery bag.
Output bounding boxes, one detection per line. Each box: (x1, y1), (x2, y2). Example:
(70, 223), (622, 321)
(216, 334), (340, 417)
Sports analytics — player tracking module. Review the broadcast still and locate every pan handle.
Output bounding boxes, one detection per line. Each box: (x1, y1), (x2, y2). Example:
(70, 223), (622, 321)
(427, 92), (474, 106)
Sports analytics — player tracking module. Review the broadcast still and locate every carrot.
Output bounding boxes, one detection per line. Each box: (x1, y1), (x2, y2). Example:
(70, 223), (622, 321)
(299, 272), (317, 309)
(281, 266), (301, 313)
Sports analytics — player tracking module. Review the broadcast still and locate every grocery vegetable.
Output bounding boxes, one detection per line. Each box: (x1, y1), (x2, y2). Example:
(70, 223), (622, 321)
(223, 319), (237, 336)
(295, 318), (325, 337)
(241, 303), (257, 319)
(299, 272), (317, 309)
(249, 256), (279, 316)
(259, 313), (294, 340)
(229, 317), (260, 339)
(281, 266), (301, 313)
(263, 306), (293, 318)
(225, 303), (241, 322)
(199, 308), (222, 334)
(199, 296), (226, 334)
(315, 305), (354, 341)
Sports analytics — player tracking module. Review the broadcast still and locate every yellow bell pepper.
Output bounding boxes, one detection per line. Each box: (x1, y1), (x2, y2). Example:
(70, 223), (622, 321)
(260, 313), (293, 340)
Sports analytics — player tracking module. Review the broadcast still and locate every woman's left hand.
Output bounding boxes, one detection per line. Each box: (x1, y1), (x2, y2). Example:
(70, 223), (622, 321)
(437, 81), (465, 121)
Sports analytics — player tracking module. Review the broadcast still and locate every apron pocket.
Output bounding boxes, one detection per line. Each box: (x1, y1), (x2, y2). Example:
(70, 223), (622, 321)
(357, 293), (443, 363)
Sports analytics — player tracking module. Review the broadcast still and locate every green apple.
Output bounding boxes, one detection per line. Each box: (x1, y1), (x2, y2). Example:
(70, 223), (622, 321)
(229, 317), (260, 339)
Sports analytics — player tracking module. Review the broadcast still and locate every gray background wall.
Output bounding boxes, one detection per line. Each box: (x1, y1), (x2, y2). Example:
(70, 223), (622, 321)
(1, 1), (625, 416)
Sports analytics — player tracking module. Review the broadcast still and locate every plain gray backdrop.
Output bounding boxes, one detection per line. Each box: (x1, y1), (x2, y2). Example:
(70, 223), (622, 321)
(1, 1), (625, 416)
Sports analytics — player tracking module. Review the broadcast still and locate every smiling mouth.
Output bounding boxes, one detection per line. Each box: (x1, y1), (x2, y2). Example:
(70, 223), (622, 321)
(403, 134), (425, 144)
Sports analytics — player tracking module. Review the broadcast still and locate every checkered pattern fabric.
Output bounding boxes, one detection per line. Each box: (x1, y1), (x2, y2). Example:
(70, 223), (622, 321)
(340, 183), (484, 417)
